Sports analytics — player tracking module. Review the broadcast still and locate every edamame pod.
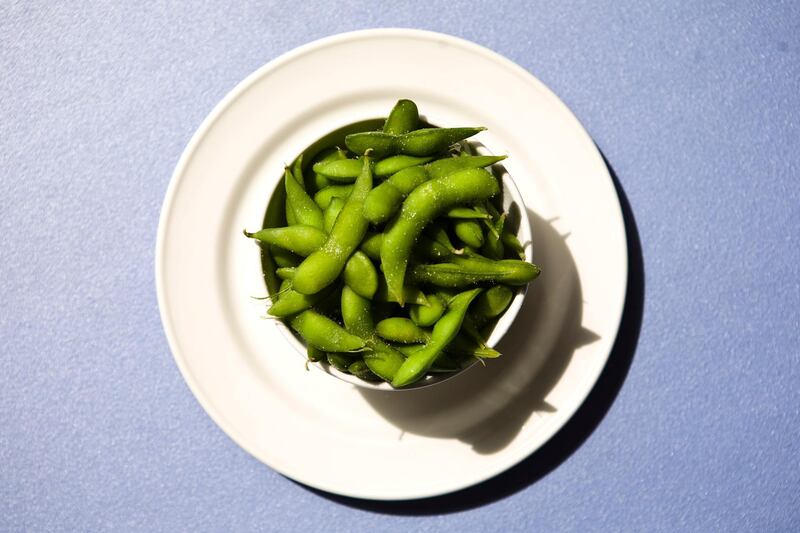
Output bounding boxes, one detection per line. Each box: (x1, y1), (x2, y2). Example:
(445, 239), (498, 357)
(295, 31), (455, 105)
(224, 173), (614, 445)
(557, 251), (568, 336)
(474, 285), (514, 319)
(323, 196), (345, 233)
(269, 245), (300, 268)
(289, 310), (365, 352)
(382, 99), (419, 135)
(408, 257), (541, 288)
(374, 278), (430, 306)
(293, 157), (373, 295)
(244, 226), (327, 257)
(327, 352), (356, 372)
(307, 345), (326, 362)
(445, 206), (491, 219)
(409, 293), (447, 327)
(284, 168), (324, 229)
(275, 267), (296, 280)
(314, 184), (353, 209)
(374, 155), (433, 176)
(348, 359), (379, 380)
(425, 154), (506, 180)
(381, 168), (500, 304)
(343, 251), (378, 299)
(312, 158), (363, 181)
(359, 232), (383, 260)
(268, 283), (331, 318)
(375, 317), (431, 344)
(363, 166), (429, 225)
(453, 219), (485, 248)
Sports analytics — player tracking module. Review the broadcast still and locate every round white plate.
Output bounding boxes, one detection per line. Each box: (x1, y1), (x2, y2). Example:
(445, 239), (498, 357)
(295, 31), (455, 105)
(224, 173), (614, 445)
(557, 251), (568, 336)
(156, 29), (628, 500)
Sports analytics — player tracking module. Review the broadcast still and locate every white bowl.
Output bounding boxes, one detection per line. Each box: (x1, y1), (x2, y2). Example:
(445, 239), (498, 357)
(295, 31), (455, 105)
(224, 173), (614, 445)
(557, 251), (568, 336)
(263, 143), (533, 390)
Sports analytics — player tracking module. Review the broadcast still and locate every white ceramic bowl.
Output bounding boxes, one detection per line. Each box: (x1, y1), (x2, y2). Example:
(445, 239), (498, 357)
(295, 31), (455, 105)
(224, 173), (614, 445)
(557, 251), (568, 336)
(262, 139), (533, 390)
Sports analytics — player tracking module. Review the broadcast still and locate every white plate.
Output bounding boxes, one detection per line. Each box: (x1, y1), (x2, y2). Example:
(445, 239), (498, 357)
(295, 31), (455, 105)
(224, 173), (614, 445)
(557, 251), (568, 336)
(156, 29), (628, 500)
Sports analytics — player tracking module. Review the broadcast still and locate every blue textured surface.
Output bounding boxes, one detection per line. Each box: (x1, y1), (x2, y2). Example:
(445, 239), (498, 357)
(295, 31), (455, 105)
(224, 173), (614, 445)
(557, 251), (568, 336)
(2, 2), (799, 531)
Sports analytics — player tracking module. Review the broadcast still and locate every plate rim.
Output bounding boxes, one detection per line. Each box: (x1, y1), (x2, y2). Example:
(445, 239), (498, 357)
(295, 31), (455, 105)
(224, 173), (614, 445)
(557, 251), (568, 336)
(156, 28), (628, 500)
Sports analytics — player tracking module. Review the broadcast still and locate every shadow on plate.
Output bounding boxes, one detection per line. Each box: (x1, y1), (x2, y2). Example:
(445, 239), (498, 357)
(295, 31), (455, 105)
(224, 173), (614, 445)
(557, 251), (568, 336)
(301, 155), (644, 514)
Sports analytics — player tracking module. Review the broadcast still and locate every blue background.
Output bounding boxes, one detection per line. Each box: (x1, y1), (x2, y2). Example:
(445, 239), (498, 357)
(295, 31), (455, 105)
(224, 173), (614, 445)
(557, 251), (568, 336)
(2, 2), (798, 531)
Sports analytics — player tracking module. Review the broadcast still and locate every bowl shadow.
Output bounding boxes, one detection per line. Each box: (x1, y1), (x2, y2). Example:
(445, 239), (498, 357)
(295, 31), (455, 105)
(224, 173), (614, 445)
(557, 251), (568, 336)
(299, 154), (644, 514)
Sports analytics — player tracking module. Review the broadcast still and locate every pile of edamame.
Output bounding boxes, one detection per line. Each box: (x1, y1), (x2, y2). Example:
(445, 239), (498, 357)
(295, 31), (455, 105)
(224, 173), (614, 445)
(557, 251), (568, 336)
(245, 99), (540, 388)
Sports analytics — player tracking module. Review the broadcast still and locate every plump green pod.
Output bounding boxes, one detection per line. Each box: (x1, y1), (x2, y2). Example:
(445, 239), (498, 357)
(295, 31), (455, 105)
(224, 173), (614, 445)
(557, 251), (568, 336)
(345, 127), (484, 157)
(363, 166), (430, 225)
(312, 158), (363, 181)
(398, 127), (485, 156)
(310, 147), (348, 191)
(323, 196), (345, 233)
(380, 168), (500, 304)
(284, 168), (324, 229)
(382, 99), (419, 135)
(474, 285), (514, 319)
(454, 219), (485, 248)
(425, 154), (506, 180)
(359, 232), (383, 260)
(289, 310), (365, 352)
(291, 154), (305, 190)
(244, 226), (327, 257)
(275, 267), (296, 280)
(292, 157), (373, 295)
(267, 283), (331, 318)
(392, 288), (482, 387)
(409, 293), (447, 327)
(307, 345), (326, 362)
(408, 257), (541, 288)
(340, 286), (405, 382)
(269, 245), (300, 267)
(502, 230), (525, 259)
(345, 131), (398, 157)
(327, 352), (356, 372)
(343, 251), (378, 299)
(314, 184), (353, 209)
(375, 317), (431, 344)
(394, 344), (424, 356)
(374, 155), (433, 176)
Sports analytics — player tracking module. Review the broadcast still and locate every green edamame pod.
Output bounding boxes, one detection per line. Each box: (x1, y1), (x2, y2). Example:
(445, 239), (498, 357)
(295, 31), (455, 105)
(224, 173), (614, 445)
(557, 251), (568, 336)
(269, 245), (300, 267)
(374, 278), (430, 306)
(375, 317), (431, 344)
(502, 230), (525, 259)
(408, 257), (541, 287)
(327, 352), (356, 372)
(453, 219), (485, 248)
(343, 251), (378, 299)
(474, 285), (514, 319)
(363, 166), (429, 225)
(289, 310), (365, 352)
(445, 207), (491, 219)
(359, 232), (383, 260)
(415, 235), (454, 261)
(292, 153), (305, 191)
(314, 184), (354, 209)
(345, 127), (484, 158)
(292, 157), (373, 295)
(374, 155), (433, 176)
(340, 286), (405, 382)
(382, 99), (419, 135)
(323, 196), (345, 233)
(348, 359), (379, 380)
(425, 154), (506, 180)
(344, 131), (397, 157)
(310, 147), (348, 191)
(425, 222), (459, 254)
(312, 158), (363, 182)
(409, 293), (447, 327)
(307, 345), (326, 362)
(244, 226), (327, 257)
(275, 267), (296, 280)
(394, 344), (424, 356)
(381, 168), (500, 304)
(284, 168), (324, 230)
(392, 288), (482, 387)
(267, 282), (332, 318)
